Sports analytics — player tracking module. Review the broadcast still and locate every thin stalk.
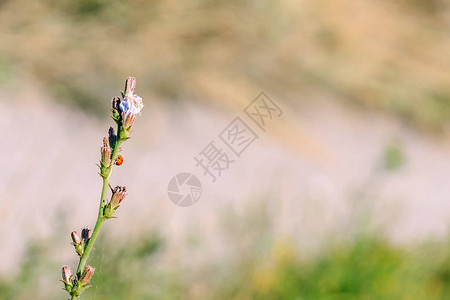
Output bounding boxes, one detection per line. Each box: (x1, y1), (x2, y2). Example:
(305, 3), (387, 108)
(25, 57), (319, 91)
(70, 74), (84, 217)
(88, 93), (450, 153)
(74, 128), (123, 280)
(75, 179), (107, 277)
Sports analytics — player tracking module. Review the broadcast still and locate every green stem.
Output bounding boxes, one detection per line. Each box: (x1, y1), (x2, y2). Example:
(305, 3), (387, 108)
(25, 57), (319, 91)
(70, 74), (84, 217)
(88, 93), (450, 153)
(73, 127), (123, 297)
(75, 179), (107, 277)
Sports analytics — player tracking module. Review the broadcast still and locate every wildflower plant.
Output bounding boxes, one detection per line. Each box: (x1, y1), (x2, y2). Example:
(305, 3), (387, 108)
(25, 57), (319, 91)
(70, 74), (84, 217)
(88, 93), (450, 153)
(61, 77), (143, 299)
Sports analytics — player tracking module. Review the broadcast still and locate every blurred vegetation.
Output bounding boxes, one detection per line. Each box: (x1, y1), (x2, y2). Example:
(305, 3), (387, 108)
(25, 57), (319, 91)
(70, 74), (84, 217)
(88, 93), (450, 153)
(0, 0), (450, 129)
(383, 140), (406, 171)
(2, 1), (449, 298)
(2, 231), (450, 299)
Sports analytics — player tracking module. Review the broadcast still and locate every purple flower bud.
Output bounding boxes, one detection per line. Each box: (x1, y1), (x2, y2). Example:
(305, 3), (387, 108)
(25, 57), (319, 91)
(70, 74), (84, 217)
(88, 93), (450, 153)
(108, 127), (117, 148)
(111, 97), (121, 111)
(81, 228), (92, 240)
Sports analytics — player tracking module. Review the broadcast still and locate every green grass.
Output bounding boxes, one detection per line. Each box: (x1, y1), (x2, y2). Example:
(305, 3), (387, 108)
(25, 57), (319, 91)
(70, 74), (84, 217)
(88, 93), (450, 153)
(2, 231), (450, 299)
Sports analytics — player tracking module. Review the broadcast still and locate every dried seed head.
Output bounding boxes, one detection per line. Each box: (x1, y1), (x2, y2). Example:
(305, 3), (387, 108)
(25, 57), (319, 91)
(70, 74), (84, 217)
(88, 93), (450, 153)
(110, 186), (127, 209)
(71, 231), (81, 245)
(61, 266), (73, 283)
(101, 137), (112, 167)
(81, 228), (92, 240)
(80, 265), (95, 285)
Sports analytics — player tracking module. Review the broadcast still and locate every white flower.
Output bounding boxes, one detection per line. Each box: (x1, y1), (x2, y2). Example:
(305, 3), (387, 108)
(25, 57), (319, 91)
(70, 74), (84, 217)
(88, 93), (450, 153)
(119, 91), (143, 129)
(119, 91), (144, 119)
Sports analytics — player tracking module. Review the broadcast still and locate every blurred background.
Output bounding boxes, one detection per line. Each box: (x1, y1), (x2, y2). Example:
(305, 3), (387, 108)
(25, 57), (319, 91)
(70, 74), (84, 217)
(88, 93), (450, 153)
(2, 0), (450, 299)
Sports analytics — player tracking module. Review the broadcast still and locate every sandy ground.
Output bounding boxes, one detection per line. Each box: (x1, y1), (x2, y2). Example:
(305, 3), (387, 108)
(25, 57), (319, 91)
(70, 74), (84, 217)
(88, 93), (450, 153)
(2, 86), (450, 273)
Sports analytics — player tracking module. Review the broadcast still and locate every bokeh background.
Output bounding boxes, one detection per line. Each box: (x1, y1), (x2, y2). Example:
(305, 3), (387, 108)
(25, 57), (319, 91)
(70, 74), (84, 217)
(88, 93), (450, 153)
(2, 0), (450, 299)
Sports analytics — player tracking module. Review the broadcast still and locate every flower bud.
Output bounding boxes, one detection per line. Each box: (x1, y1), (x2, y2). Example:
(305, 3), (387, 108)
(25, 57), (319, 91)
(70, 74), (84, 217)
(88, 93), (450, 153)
(71, 231), (84, 256)
(61, 266), (73, 283)
(61, 266), (73, 292)
(112, 96), (121, 111)
(111, 96), (121, 124)
(108, 127), (117, 149)
(80, 265), (95, 286)
(81, 228), (92, 241)
(71, 231), (81, 245)
(110, 186), (127, 208)
(104, 186), (127, 218)
(124, 77), (136, 94)
(123, 113), (136, 130)
(100, 137), (112, 167)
